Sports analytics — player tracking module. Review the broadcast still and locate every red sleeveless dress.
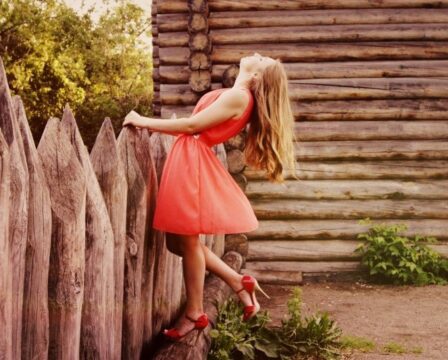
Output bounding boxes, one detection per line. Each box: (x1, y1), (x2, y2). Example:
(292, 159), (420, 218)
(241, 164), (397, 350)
(152, 88), (259, 235)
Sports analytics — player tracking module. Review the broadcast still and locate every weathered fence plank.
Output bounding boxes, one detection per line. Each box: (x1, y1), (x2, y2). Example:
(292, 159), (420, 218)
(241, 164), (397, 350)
(61, 106), (115, 359)
(90, 118), (128, 360)
(0, 56), (29, 360)
(117, 128), (152, 360)
(0, 128), (12, 360)
(37, 117), (86, 359)
(14, 95), (52, 360)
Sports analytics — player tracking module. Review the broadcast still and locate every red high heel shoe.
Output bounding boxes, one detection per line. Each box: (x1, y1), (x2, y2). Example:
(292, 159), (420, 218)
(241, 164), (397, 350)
(235, 274), (271, 321)
(162, 312), (209, 341)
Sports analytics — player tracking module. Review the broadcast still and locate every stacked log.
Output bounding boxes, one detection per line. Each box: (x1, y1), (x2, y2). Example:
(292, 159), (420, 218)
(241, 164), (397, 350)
(152, 0), (161, 116)
(187, 0), (212, 93)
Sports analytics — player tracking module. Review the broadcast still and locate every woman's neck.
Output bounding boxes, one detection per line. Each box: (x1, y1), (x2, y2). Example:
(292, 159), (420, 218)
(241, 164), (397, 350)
(232, 69), (252, 90)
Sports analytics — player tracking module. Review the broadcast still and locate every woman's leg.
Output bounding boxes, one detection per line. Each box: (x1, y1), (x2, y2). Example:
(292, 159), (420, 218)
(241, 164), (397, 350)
(199, 242), (244, 291)
(198, 242), (256, 309)
(166, 233), (206, 336)
(165, 233), (257, 320)
(180, 234), (206, 316)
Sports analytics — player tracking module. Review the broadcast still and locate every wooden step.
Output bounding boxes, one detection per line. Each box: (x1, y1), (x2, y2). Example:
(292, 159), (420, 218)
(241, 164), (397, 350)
(245, 179), (448, 200)
(244, 160), (448, 180)
(247, 239), (448, 261)
(247, 219), (448, 241)
(251, 199), (448, 219)
(294, 140), (448, 160)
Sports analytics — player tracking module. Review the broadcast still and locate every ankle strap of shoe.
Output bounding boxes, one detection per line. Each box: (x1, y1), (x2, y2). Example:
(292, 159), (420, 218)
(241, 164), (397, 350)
(185, 313), (207, 323)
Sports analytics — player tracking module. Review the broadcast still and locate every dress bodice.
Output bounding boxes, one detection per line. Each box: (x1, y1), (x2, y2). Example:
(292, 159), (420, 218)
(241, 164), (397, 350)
(188, 88), (254, 147)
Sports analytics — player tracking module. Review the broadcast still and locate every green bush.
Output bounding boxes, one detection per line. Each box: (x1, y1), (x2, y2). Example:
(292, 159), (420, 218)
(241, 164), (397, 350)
(275, 287), (342, 360)
(354, 218), (448, 285)
(208, 297), (278, 360)
(209, 287), (343, 360)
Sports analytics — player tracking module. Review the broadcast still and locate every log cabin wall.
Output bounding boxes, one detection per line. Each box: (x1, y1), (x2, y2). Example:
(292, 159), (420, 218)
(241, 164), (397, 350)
(152, 0), (448, 284)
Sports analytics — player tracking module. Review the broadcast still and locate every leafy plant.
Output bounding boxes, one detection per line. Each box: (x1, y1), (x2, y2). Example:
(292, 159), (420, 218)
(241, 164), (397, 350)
(208, 297), (278, 360)
(275, 287), (342, 360)
(354, 218), (448, 285)
(209, 287), (343, 360)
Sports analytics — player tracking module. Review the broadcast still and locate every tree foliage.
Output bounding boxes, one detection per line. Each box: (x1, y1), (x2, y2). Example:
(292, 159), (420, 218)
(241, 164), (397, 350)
(0, 0), (153, 149)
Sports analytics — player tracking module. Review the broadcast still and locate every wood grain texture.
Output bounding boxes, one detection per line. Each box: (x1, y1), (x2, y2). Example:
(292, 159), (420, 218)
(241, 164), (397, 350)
(61, 106), (116, 359)
(37, 117), (86, 359)
(294, 140), (448, 160)
(252, 199), (448, 220)
(247, 239), (448, 261)
(158, 9), (448, 31)
(14, 96), (52, 360)
(90, 118), (128, 360)
(245, 179), (448, 200)
(157, 0), (448, 13)
(0, 128), (12, 360)
(246, 219), (448, 241)
(156, 60), (448, 83)
(117, 128), (149, 360)
(0, 57), (29, 360)
(244, 160), (448, 180)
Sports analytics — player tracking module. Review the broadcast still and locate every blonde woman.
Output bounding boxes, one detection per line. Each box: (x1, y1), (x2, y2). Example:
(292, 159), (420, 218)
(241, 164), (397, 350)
(123, 52), (297, 340)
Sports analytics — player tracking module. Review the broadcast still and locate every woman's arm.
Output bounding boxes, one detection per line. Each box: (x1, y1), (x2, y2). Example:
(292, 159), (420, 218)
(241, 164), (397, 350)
(123, 88), (249, 134)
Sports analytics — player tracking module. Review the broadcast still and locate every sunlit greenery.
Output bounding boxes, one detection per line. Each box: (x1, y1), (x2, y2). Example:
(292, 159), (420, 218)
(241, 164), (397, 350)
(0, 0), (153, 149)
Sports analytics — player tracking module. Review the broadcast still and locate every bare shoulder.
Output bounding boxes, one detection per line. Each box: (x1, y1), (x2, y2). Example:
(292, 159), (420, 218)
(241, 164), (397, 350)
(218, 88), (250, 118)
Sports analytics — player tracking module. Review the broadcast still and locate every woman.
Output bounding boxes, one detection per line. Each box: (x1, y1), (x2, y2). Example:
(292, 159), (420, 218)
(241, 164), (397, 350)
(122, 52), (297, 340)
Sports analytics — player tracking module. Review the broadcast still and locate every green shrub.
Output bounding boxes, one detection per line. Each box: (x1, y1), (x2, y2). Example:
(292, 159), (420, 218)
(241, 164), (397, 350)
(208, 287), (343, 360)
(354, 218), (448, 285)
(208, 297), (279, 360)
(275, 287), (342, 360)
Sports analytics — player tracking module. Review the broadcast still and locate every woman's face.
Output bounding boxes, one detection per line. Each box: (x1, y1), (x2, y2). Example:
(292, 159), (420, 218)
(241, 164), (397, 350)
(240, 52), (276, 75)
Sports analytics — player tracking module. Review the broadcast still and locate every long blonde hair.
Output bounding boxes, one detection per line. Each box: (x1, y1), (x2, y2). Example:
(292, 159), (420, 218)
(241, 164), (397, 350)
(245, 59), (298, 183)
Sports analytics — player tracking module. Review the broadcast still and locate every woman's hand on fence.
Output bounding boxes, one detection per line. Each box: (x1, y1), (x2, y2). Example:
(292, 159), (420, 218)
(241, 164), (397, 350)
(123, 110), (142, 128)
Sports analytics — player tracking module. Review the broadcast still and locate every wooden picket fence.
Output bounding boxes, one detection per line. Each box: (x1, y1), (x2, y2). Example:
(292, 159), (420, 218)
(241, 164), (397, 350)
(0, 56), (227, 359)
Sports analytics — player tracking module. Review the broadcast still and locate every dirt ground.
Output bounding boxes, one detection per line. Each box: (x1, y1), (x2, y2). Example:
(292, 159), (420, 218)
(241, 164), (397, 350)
(247, 280), (448, 360)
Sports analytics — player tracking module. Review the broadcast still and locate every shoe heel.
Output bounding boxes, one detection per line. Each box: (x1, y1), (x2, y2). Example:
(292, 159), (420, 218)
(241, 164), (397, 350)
(255, 281), (270, 299)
